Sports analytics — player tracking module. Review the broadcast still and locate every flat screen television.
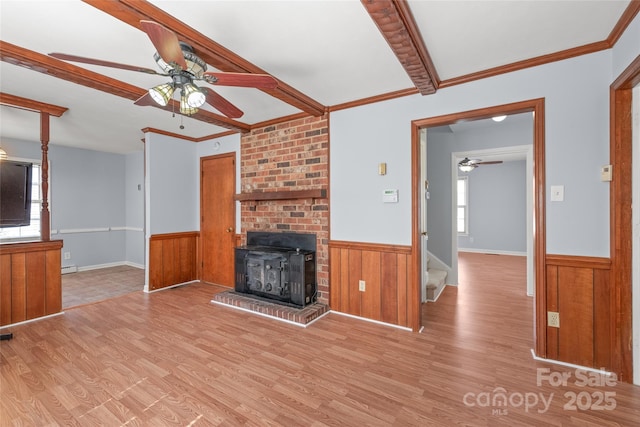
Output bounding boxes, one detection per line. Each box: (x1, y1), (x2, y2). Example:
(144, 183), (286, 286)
(0, 160), (33, 227)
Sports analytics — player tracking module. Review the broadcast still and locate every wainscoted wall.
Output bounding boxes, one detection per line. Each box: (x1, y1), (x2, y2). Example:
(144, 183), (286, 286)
(0, 240), (63, 326)
(329, 240), (414, 328)
(545, 255), (612, 370)
(148, 232), (198, 291)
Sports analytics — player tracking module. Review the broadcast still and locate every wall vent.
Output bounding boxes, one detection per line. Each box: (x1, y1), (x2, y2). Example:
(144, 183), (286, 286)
(61, 265), (78, 275)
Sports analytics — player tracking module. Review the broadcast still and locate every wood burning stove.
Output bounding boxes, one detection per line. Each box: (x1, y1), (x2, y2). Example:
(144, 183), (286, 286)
(235, 232), (317, 307)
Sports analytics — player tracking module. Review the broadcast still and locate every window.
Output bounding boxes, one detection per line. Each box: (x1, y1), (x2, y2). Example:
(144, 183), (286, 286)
(457, 176), (468, 235)
(0, 161), (42, 241)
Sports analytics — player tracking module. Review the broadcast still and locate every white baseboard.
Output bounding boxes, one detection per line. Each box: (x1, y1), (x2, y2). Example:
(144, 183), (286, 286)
(146, 280), (199, 293)
(427, 283), (448, 302)
(330, 311), (412, 332)
(123, 261), (145, 270)
(0, 312), (65, 329)
(530, 349), (614, 377)
(458, 248), (526, 257)
(76, 261), (144, 272)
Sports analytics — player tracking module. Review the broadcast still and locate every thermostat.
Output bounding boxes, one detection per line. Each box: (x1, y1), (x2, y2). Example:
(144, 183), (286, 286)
(383, 189), (398, 203)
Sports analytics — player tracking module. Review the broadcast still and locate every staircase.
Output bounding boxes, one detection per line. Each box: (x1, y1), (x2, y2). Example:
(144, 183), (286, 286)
(423, 256), (448, 302)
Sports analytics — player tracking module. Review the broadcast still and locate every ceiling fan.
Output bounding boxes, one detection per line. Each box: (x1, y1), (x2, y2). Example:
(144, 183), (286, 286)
(458, 157), (503, 172)
(49, 20), (278, 119)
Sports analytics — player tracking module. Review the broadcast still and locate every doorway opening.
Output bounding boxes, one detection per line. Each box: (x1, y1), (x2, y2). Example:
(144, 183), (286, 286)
(411, 98), (546, 357)
(449, 143), (534, 295)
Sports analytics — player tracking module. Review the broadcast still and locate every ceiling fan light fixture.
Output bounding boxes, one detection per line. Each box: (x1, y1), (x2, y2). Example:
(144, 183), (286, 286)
(153, 52), (173, 73)
(183, 51), (207, 78)
(149, 83), (174, 106)
(458, 164), (476, 173)
(183, 83), (206, 108)
(180, 90), (199, 116)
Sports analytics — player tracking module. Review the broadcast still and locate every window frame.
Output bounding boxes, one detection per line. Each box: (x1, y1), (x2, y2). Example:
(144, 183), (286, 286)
(0, 156), (44, 242)
(457, 176), (469, 236)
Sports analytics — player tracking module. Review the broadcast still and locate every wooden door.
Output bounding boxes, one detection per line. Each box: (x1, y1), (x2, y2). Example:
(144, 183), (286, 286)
(200, 153), (236, 287)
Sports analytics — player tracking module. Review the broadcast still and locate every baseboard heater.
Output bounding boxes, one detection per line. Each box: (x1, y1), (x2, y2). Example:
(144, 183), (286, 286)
(61, 265), (78, 275)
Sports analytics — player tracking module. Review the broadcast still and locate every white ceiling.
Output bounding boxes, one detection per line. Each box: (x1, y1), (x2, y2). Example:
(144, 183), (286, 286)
(0, 0), (631, 154)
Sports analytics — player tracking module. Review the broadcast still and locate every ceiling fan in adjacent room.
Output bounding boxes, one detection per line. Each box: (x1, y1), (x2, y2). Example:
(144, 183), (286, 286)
(49, 20), (278, 119)
(458, 157), (503, 172)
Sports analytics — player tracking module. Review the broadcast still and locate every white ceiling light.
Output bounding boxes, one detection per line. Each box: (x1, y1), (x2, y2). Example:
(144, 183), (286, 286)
(492, 115), (507, 122)
(458, 163), (476, 173)
(183, 83), (206, 108)
(148, 83), (175, 106)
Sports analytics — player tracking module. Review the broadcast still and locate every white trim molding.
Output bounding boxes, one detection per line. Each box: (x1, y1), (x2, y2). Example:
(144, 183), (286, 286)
(57, 226), (144, 234)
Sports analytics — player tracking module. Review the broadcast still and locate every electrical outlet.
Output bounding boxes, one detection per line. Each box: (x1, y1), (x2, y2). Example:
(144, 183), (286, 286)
(359, 280), (366, 292)
(547, 311), (560, 328)
(64, 252), (71, 260)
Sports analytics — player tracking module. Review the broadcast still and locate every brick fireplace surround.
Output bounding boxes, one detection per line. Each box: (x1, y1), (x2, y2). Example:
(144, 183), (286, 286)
(238, 114), (329, 304)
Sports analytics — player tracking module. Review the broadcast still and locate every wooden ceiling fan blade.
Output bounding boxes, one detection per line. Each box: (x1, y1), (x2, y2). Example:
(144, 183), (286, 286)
(203, 72), (278, 89)
(477, 161), (503, 165)
(203, 88), (244, 118)
(140, 20), (187, 70)
(49, 53), (161, 75)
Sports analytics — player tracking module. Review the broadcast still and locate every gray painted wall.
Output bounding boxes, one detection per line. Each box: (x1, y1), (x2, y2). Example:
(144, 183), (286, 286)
(144, 132), (241, 238)
(331, 47), (613, 257)
(0, 137), (144, 269)
(458, 160), (526, 254)
(426, 118), (532, 265)
(125, 151), (145, 267)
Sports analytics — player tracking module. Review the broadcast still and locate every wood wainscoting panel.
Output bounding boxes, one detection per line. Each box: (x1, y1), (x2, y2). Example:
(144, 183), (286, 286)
(148, 232), (199, 291)
(545, 255), (611, 371)
(361, 250), (382, 321)
(329, 240), (412, 328)
(25, 250), (47, 319)
(557, 266), (594, 367)
(545, 264), (559, 360)
(0, 240), (63, 327)
(10, 252), (26, 323)
(348, 249), (362, 317)
(381, 252), (399, 324)
(0, 254), (11, 325)
(593, 268), (612, 370)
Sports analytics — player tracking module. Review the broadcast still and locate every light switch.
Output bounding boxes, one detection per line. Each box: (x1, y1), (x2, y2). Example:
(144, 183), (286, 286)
(601, 165), (612, 182)
(550, 185), (564, 202)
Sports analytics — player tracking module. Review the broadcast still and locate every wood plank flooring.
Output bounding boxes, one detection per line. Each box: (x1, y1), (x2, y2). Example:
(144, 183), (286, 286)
(1, 252), (639, 425)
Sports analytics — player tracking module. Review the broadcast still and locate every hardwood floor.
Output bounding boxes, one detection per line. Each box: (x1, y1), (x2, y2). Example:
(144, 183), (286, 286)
(62, 266), (145, 309)
(1, 252), (639, 425)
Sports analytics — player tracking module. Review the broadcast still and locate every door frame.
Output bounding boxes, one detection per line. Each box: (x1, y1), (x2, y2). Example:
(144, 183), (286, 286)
(410, 98), (546, 356)
(449, 144), (534, 294)
(610, 55), (640, 383)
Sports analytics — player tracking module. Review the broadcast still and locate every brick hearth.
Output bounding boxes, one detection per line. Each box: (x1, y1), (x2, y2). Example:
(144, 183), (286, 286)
(211, 291), (329, 326)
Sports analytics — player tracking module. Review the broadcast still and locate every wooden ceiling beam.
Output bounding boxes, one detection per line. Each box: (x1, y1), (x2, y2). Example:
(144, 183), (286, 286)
(0, 41), (251, 133)
(0, 92), (68, 117)
(83, 0), (327, 116)
(361, 0), (439, 95)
